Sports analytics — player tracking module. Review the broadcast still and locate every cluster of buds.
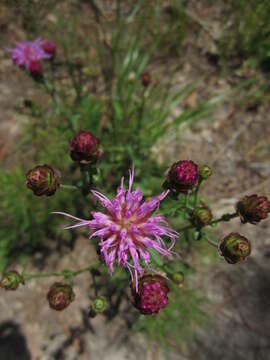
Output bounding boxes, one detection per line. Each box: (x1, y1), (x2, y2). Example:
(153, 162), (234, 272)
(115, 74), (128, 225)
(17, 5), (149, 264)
(25, 130), (103, 196)
(70, 130), (102, 165)
(47, 283), (75, 311)
(26, 164), (60, 196)
(0, 270), (24, 290)
(7, 39), (56, 78)
(130, 275), (170, 315)
(164, 159), (270, 263)
(217, 194), (269, 264)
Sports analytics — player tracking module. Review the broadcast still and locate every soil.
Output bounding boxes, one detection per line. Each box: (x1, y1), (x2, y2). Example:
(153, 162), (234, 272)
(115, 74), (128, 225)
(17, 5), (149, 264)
(0, 1), (270, 359)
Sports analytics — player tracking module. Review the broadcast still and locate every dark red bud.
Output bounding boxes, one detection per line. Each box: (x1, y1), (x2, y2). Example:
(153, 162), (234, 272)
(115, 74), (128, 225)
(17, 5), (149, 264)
(47, 283), (75, 311)
(141, 72), (151, 87)
(70, 130), (102, 164)
(42, 41), (56, 58)
(164, 160), (199, 194)
(130, 274), (169, 315)
(29, 61), (43, 77)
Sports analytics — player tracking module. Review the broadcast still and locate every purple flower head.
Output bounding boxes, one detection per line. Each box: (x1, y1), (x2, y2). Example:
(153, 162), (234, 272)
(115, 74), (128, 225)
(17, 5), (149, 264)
(53, 166), (178, 291)
(7, 38), (52, 71)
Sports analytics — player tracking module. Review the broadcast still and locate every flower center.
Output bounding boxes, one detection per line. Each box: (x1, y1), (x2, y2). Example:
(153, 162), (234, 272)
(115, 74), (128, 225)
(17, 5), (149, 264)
(120, 218), (132, 231)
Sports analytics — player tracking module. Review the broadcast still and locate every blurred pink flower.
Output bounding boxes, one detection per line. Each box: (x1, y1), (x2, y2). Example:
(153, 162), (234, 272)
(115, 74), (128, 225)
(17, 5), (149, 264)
(53, 166), (178, 291)
(7, 38), (52, 71)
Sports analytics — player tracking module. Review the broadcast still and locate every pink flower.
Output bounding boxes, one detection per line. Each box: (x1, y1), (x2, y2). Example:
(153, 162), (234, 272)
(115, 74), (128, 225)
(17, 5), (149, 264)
(53, 166), (178, 291)
(6, 38), (52, 71)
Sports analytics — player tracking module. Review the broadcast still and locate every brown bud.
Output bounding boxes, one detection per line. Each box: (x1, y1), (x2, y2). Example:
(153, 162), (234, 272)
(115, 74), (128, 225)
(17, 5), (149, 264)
(26, 164), (60, 196)
(191, 204), (213, 228)
(47, 283), (75, 311)
(0, 270), (23, 290)
(236, 194), (270, 225)
(218, 232), (251, 264)
(141, 72), (151, 87)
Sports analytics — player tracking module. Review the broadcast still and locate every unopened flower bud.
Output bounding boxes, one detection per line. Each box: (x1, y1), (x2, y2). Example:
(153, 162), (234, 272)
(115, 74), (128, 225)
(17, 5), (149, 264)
(0, 270), (23, 290)
(198, 164), (212, 180)
(171, 272), (184, 289)
(236, 194), (270, 225)
(70, 130), (102, 164)
(26, 164), (60, 196)
(141, 71), (151, 87)
(89, 296), (107, 317)
(191, 204), (213, 228)
(42, 41), (56, 58)
(47, 283), (75, 311)
(130, 274), (170, 315)
(164, 160), (199, 194)
(29, 61), (43, 77)
(218, 233), (251, 264)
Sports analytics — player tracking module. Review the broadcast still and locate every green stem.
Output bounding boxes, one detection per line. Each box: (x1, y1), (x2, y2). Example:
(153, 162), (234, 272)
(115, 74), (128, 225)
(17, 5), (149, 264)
(178, 212), (238, 233)
(137, 91), (145, 139)
(24, 272), (62, 281)
(204, 237), (219, 247)
(60, 184), (79, 190)
(179, 224), (193, 232)
(193, 179), (202, 207)
(92, 273), (98, 297)
(210, 212), (238, 226)
(80, 164), (94, 196)
(23, 263), (99, 282)
(184, 194), (188, 208)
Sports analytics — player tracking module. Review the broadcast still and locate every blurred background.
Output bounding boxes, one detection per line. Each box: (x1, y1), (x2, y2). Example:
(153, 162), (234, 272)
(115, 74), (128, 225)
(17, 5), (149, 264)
(0, 0), (270, 359)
